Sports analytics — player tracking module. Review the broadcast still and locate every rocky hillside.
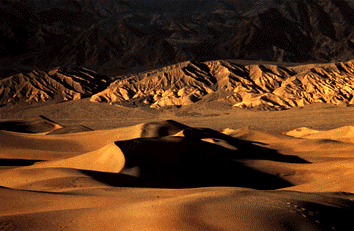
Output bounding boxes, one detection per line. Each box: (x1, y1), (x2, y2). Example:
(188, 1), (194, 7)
(3, 0), (354, 75)
(91, 59), (354, 110)
(0, 67), (110, 106)
(2, 59), (354, 110)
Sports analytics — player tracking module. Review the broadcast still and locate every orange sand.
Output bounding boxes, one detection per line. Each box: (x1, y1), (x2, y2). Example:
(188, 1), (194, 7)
(0, 116), (354, 230)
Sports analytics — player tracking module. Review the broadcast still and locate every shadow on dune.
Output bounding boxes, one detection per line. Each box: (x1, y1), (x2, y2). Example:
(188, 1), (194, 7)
(182, 127), (309, 163)
(0, 159), (43, 167)
(0, 115), (61, 133)
(0, 115), (95, 134)
(140, 120), (190, 138)
(84, 126), (309, 189)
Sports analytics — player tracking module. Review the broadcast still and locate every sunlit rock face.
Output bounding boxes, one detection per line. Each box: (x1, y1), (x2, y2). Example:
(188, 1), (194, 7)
(91, 60), (354, 110)
(3, 59), (354, 110)
(0, 68), (109, 106)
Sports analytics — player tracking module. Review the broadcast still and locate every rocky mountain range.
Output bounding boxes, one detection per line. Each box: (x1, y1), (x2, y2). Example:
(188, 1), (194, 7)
(3, 59), (354, 110)
(90, 59), (354, 110)
(2, 0), (354, 76)
(2, 0), (354, 110)
(0, 67), (110, 106)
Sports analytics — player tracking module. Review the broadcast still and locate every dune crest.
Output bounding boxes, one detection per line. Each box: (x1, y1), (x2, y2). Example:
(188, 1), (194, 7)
(285, 127), (320, 138)
(286, 126), (354, 143)
(0, 115), (63, 134)
(31, 142), (125, 173)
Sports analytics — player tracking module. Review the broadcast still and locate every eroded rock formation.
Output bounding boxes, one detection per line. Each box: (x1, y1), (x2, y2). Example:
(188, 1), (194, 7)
(91, 60), (354, 110)
(0, 67), (110, 106)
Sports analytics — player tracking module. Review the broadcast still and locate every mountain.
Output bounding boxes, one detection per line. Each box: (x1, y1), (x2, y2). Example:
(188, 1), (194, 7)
(2, 0), (354, 110)
(90, 59), (354, 110)
(3, 0), (354, 76)
(49, 18), (187, 76)
(0, 0), (153, 74)
(211, 0), (354, 63)
(0, 67), (110, 106)
(2, 59), (354, 110)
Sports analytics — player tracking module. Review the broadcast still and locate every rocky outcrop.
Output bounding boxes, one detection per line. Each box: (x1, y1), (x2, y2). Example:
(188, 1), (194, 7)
(0, 67), (110, 106)
(267, 61), (354, 108)
(90, 61), (215, 108)
(91, 60), (354, 110)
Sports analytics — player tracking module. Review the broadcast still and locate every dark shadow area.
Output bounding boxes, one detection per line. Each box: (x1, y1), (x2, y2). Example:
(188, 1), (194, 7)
(0, 115), (60, 133)
(141, 120), (190, 138)
(0, 120), (53, 133)
(182, 127), (309, 163)
(84, 127), (309, 189)
(0, 115), (94, 134)
(80, 170), (143, 188)
(0, 159), (42, 167)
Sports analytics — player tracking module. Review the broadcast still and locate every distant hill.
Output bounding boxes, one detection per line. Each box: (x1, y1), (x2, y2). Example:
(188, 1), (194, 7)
(3, 58), (354, 110)
(2, 0), (354, 76)
(90, 59), (354, 110)
(0, 67), (110, 106)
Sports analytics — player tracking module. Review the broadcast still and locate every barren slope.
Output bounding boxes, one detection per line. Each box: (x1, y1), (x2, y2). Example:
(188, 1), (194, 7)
(3, 59), (354, 110)
(91, 59), (354, 110)
(0, 67), (110, 106)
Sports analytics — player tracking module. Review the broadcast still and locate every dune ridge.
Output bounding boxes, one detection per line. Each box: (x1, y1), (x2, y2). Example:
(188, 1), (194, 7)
(286, 126), (354, 143)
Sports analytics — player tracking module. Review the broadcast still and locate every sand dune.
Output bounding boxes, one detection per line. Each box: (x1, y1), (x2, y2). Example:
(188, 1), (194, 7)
(1, 118), (354, 230)
(0, 115), (63, 134)
(287, 126), (354, 143)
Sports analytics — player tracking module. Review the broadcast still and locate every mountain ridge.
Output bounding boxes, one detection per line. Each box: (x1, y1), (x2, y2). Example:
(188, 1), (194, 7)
(2, 59), (354, 110)
(2, 0), (354, 76)
(89, 59), (354, 110)
(0, 67), (110, 106)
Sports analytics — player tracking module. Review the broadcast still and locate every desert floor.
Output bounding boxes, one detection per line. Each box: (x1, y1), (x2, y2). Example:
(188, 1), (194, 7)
(1, 100), (354, 230)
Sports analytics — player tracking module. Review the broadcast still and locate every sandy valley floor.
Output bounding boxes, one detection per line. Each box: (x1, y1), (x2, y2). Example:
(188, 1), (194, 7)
(1, 100), (354, 230)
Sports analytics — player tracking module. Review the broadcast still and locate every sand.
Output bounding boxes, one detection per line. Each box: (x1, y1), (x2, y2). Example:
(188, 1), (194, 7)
(1, 101), (354, 230)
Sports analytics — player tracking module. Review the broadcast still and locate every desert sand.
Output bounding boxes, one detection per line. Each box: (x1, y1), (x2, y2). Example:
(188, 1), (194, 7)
(1, 101), (354, 230)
